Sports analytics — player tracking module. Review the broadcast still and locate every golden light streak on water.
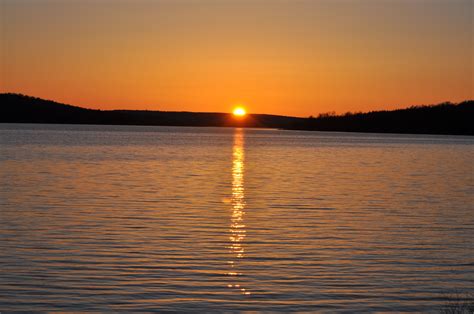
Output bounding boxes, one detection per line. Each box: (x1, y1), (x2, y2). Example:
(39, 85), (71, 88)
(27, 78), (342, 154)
(227, 128), (250, 295)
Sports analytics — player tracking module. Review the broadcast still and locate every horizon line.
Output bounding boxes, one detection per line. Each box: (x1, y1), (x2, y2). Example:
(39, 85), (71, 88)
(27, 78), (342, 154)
(1, 92), (471, 119)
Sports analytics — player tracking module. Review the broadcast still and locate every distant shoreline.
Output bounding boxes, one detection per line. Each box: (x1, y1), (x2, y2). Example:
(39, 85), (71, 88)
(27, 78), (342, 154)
(1, 93), (473, 136)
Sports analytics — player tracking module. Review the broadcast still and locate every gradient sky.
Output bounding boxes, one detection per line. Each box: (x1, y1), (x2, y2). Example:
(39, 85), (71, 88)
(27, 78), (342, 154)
(1, 0), (472, 116)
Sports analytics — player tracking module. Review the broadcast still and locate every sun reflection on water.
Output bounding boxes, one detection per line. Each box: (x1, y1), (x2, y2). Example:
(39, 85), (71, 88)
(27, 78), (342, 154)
(227, 128), (250, 295)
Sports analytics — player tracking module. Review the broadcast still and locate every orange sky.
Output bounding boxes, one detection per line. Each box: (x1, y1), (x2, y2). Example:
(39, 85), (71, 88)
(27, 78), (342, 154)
(1, 0), (472, 117)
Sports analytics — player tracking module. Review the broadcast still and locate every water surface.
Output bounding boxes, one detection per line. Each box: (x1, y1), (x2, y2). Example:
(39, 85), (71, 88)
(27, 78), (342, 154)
(1, 124), (473, 312)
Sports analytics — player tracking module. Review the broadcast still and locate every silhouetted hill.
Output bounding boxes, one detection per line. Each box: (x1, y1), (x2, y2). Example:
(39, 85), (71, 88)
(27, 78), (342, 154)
(292, 101), (474, 135)
(0, 93), (304, 129)
(1, 93), (473, 135)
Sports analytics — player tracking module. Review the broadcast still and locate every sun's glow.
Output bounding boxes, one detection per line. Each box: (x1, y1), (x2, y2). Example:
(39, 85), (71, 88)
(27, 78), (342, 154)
(233, 107), (247, 117)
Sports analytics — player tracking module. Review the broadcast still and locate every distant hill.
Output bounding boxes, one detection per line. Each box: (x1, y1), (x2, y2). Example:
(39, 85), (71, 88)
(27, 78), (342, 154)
(1, 93), (473, 135)
(0, 93), (304, 129)
(293, 100), (474, 135)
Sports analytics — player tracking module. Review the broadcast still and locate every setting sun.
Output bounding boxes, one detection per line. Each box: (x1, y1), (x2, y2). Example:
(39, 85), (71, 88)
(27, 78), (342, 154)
(233, 107), (247, 117)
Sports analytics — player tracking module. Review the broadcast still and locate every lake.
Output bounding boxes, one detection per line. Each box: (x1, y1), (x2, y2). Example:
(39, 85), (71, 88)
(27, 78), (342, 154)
(0, 123), (473, 312)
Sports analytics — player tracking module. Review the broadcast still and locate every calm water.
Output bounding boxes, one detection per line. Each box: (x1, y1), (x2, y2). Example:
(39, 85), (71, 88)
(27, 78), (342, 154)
(1, 124), (473, 312)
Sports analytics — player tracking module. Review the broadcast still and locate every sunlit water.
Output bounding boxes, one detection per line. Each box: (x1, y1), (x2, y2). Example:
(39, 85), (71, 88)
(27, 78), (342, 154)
(1, 124), (473, 312)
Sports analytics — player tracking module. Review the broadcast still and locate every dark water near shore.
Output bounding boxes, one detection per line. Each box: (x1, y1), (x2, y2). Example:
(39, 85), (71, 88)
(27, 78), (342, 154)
(1, 124), (473, 312)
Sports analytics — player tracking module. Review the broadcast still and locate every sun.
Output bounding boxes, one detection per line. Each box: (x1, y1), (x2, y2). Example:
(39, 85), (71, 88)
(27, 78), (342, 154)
(233, 107), (247, 117)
